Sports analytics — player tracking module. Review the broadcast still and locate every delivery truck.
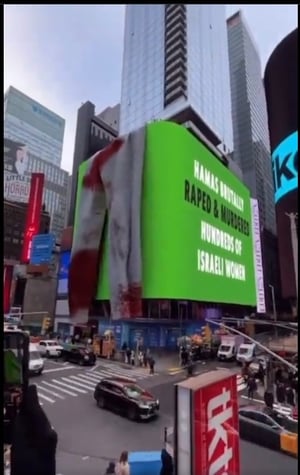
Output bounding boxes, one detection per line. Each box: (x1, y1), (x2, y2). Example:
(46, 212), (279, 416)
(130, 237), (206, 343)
(217, 335), (244, 362)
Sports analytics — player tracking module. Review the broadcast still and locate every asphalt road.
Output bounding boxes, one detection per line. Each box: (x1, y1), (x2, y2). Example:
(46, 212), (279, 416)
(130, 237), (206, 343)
(35, 359), (297, 475)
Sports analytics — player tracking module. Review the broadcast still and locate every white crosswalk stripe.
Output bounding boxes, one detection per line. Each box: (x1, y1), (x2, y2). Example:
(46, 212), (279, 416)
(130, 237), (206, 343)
(52, 378), (87, 394)
(41, 380), (78, 397)
(36, 361), (156, 405)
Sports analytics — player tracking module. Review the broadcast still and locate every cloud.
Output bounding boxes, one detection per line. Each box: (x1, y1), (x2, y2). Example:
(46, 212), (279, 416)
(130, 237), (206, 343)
(4, 5), (125, 173)
(4, 5), (297, 174)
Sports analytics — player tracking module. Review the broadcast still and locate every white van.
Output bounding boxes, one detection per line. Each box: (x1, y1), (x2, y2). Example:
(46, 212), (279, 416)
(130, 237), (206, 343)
(236, 343), (256, 364)
(29, 343), (44, 376)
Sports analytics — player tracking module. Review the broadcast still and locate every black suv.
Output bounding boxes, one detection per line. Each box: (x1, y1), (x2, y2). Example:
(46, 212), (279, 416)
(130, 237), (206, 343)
(94, 378), (159, 421)
(62, 345), (96, 366)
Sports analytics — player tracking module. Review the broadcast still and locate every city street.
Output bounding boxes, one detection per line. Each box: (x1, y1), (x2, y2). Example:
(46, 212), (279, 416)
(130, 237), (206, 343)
(35, 359), (297, 474)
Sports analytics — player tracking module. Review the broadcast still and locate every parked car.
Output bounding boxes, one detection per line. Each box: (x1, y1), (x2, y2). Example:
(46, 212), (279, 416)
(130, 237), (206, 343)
(94, 377), (160, 421)
(28, 343), (44, 376)
(38, 340), (63, 358)
(61, 345), (96, 366)
(239, 405), (298, 451)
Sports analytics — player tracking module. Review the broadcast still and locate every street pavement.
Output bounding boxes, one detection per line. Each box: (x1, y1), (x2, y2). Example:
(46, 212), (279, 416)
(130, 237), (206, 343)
(36, 359), (295, 475)
(31, 357), (163, 407)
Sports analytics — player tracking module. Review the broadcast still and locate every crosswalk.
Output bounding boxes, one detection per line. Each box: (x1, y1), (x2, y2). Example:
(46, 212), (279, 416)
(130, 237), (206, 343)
(37, 361), (154, 406)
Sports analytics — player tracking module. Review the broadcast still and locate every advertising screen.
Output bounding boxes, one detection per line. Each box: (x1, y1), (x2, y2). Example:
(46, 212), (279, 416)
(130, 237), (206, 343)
(264, 29), (298, 300)
(57, 251), (71, 296)
(76, 122), (256, 307)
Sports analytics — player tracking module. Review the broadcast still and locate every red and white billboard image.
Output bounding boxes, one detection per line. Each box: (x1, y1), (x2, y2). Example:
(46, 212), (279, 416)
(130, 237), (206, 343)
(21, 173), (44, 264)
(175, 370), (240, 475)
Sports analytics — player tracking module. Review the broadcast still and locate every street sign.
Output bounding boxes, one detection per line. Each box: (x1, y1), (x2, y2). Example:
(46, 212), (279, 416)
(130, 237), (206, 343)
(30, 233), (55, 265)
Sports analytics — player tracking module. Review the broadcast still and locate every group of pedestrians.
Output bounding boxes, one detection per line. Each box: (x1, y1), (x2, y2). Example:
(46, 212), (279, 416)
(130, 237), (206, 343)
(243, 359), (298, 411)
(122, 343), (156, 374)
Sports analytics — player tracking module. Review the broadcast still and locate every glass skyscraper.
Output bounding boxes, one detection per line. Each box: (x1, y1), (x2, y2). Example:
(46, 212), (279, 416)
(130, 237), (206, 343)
(227, 11), (276, 235)
(120, 4), (233, 153)
(4, 86), (65, 167)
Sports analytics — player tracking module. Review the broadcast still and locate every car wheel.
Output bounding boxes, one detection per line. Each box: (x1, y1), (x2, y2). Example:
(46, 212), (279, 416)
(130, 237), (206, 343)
(127, 406), (138, 421)
(46, 351), (50, 358)
(79, 360), (84, 366)
(38, 369), (43, 376)
(97, 397), (105, 409)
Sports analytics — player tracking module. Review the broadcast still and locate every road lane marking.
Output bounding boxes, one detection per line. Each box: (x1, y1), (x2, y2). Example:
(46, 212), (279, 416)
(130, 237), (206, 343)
(38, 392), (55, 403)
(42, 380), (78, 396)
(36, 385), (65, 399)
(91, 369), (139, 381)
(68, 374), (96, 387)
(52, 378), (87, 393)
(82, 372), (105, 382)
(43, 366), (75, 373)
(62, 376), (94, 390)
(93, 360), (148, 376)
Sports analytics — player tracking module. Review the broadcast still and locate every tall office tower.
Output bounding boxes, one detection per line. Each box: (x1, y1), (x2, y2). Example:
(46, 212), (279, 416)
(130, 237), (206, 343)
(68, 101), (119, 225)
(4, 86), (65, 167)
(120, 4), (233, 155)
(4, 87), (68, 239)
(227, 11), (279, 311)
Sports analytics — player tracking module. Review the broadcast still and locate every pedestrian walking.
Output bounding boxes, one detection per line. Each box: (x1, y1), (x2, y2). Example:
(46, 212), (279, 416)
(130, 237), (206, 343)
(130, 350), (135, 366)
(276, 382), (285, 407)
(286, 385), (295, 407)
(115, 451), (130, 475)
(247, 375), (257, 400)
(143, 350), (148, 368)
(138, 351), (144, 367)
(263, 390), (274, 409)
(126, 348), (131, 365)
(149, 356), (155, 375)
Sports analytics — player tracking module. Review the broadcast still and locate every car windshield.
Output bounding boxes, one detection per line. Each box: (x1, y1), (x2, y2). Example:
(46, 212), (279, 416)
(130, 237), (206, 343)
(220, 345), (231, 352)
(45, 342), (57, 346)
(239, 347), (249, 355)
(125, 385), (143, 399)
(30, 351), (41, 360)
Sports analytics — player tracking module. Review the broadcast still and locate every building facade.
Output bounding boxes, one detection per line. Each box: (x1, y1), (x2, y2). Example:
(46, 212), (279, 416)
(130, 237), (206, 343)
(120, 4), (233, 153)
(4, 86), (65, 167)
(4, 137), (69, 239)
(264, 29), (298, 310)
(227, 11), (279, 312)
(4, 200), (50, 262)
(68, 101), (119, 225)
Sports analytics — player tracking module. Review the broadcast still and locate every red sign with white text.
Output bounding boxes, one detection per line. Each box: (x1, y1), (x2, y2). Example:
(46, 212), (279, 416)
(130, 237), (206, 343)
(194, 373), (240, 475)
(21, 173), (44, 264)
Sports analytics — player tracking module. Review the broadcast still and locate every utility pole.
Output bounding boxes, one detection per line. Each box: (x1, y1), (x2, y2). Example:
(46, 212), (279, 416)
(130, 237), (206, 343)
(285, 212), (298, 303)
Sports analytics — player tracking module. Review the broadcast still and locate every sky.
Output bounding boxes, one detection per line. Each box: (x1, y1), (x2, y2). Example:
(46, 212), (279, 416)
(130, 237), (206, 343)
(4, 5), (298, 173)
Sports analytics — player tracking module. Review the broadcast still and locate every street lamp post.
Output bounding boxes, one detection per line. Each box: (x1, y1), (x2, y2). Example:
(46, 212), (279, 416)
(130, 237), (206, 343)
(285, 212), (298, 304)
(269, 284), (277, 337)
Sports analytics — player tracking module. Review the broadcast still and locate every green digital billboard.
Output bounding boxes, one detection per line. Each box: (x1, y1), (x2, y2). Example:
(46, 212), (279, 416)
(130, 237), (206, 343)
(75, 121), (256, 306)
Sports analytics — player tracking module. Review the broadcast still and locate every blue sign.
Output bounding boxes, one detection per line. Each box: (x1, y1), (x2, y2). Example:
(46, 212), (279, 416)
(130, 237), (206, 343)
(30, 233), (55, 265)
(58, 251), (71, 279)
(272, 131), (298, 203)
(57, 251), (71, 296)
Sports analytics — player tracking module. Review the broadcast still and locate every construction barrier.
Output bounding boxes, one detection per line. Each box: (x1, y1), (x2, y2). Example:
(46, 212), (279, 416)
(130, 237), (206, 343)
(280, 432), (298, 457)
(129, 451), (162, 475)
